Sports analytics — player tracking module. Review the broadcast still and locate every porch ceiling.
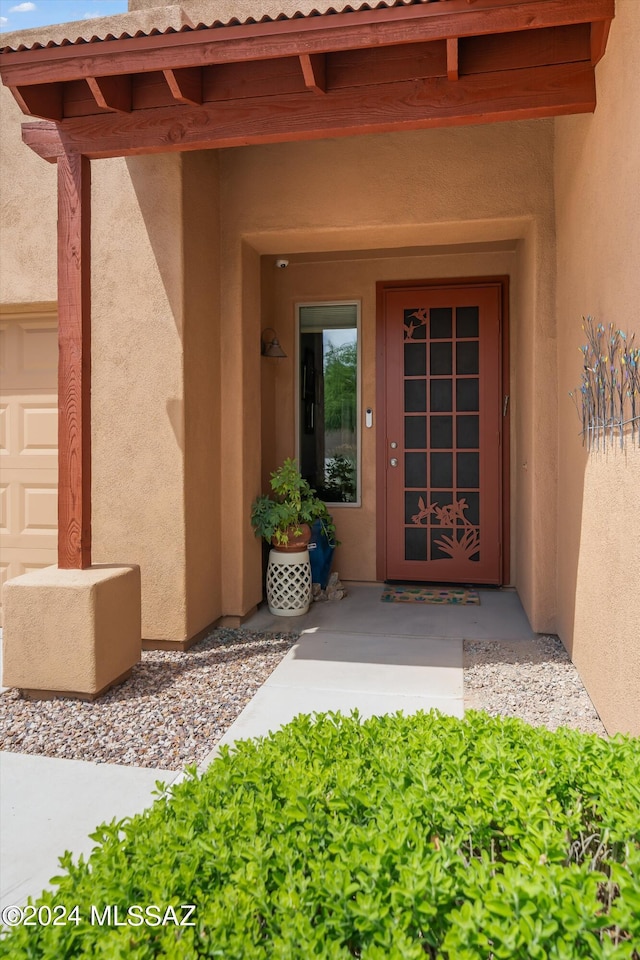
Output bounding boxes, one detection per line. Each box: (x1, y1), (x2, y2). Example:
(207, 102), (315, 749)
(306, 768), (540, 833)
(0, 0), (614, 161)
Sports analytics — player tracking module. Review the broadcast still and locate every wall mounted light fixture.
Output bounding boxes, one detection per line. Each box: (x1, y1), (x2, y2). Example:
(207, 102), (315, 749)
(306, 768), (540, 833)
(261, 328), (287, 358)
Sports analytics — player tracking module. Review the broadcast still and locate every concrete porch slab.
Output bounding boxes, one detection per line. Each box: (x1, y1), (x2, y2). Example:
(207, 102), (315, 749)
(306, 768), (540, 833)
(247, 584), (537, 641)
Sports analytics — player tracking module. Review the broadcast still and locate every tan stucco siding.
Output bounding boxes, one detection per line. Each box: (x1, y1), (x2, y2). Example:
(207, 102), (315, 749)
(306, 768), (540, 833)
(91, 154), (190, 641)
(0, 89), (57, 303)
(92, 152), (226, 641)
(554, 0), (640, 734)
(220, 121), (557, 629)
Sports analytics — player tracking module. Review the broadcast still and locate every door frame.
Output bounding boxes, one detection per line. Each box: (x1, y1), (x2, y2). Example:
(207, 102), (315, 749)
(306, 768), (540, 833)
(375, 276), (511, 584)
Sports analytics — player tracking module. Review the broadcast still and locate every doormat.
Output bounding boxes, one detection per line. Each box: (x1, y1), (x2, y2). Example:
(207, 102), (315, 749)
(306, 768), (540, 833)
(381, 585), (480, 605)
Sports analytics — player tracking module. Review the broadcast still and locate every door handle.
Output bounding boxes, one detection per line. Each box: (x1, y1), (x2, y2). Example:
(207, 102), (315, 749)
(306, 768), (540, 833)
(390, 458), (398, 467)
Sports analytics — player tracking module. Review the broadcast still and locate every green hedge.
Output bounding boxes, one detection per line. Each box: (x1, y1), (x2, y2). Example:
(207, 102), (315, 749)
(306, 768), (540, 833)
(2, 711), (639, 959)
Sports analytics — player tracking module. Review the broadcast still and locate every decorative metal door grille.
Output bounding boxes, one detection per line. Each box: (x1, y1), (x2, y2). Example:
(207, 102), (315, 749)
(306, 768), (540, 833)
(403, 305), (481, 564)
(382, 284), (503, 585)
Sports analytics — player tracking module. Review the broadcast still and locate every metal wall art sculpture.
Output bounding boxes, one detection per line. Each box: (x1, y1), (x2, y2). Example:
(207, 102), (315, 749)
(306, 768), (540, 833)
(570, 316), (640, 450)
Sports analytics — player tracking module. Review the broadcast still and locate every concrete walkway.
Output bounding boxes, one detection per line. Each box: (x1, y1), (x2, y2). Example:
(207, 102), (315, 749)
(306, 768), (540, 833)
(1, 585), (535, 909)
(203, 584), (534, 760)
(0, 753), (177, 910)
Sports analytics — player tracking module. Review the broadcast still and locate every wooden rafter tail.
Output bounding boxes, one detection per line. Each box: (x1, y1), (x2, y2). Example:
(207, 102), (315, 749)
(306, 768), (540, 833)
(446, 38), (458, 82)
(11, 82), (62, 121)
(20, 62), (596, 162)
(299, 53), (326, 94)
(57, 152), (92, 569)
(590, 18), (612, 65)
(163, 67), (203, 105)
(87, 75), (132, 112)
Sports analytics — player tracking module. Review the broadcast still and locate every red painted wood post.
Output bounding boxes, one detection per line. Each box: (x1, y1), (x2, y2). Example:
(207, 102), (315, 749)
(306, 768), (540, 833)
(57, 151), (92, 569)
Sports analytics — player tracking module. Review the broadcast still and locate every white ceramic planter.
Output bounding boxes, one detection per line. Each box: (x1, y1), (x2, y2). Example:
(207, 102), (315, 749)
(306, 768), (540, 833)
(266, 548), (312, 616)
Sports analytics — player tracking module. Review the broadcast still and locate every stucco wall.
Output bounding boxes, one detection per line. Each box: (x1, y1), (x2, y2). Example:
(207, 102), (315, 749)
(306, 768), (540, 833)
(92, 151), (225, 641)
(554, 0), (640, 735)
(0, 86), (223, 641)
(91, 154), (190, 641)
(0, 87), (57, 302)
(220, 121), (557, 629)
(0, 4), (564, 640)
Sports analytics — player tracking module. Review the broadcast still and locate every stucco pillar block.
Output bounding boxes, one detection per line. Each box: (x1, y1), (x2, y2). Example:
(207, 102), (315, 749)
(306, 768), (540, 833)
(2, 565), (141, 698)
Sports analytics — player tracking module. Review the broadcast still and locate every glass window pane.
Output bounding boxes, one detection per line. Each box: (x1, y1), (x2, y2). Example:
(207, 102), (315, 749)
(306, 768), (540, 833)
(430, 416), (453, 449)
(456, 306), (479, 338)
(299, 303), (358, 503)
(430, 452), (453, 488)
(457, 452), (480, 488)
(406, 527), (427, 561)
(405, 416), (427, 449)
(430, 308), (452, 339)
(430, 342), (452, 375)
(456, 378), (479, 411)
(405, 453), (427, 487)
(405, 380), (427, 412)
(456, 341), (479, 375)
(404, 342), (426, 376)
(430, 379), (452, 412)
(456, 415), (479, 448)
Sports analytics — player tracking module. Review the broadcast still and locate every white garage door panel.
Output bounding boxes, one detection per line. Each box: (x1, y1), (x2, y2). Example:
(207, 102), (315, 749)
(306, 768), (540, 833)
(0, 308), (58, 624)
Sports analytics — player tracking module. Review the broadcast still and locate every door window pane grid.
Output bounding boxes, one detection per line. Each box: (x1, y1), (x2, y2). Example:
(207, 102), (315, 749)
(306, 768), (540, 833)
(402, 302), (482, 562)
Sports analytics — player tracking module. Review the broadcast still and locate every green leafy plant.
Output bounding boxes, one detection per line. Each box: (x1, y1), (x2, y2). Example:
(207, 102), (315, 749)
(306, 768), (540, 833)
(2, 712), (639, 959)
(251, 457), (337, 547)
(325, 452), (357, 503)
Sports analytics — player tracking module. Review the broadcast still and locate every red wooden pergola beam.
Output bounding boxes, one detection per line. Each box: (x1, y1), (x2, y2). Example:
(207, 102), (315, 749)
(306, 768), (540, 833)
(57, 152), (92, 569)
(0, 0), (614, 88)
(10, 25), (593, 124)
(20, 120), (63, 161)
(21, 62), (596, 163)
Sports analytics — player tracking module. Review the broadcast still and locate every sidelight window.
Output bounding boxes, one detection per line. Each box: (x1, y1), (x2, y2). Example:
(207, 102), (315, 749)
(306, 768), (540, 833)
(298, 301), (360, 505)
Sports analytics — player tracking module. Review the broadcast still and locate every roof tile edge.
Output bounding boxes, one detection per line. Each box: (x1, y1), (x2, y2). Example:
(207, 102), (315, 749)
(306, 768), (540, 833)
(0, 0), (446, 54)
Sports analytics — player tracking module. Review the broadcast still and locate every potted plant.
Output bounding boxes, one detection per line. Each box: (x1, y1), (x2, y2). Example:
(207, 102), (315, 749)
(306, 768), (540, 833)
(251, 458), (337, 552)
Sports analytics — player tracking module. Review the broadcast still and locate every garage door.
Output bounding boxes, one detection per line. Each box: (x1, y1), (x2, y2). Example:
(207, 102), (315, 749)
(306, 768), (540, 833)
(0, 304), (58, 623)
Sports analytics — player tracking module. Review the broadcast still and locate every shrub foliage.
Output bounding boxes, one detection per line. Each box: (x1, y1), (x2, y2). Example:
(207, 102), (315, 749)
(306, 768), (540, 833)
(2, 711), (639, 959)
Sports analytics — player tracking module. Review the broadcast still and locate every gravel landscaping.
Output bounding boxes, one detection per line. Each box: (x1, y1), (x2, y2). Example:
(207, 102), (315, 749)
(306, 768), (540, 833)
(0, 628), (298, 771)
(464, 634), (607, 736)
(0, 626), (607, 772)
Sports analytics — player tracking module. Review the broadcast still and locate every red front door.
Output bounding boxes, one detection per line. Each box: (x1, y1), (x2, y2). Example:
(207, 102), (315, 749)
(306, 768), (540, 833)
(379, 281), (504, 584)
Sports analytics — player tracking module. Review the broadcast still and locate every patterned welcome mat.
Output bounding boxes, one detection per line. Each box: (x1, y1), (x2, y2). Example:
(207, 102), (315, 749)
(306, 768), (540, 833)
(381, 585), (480, 605)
